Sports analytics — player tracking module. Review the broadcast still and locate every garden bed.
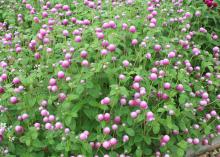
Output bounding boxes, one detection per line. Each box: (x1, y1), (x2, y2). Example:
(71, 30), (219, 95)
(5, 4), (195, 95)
(0, 0), (220, 156)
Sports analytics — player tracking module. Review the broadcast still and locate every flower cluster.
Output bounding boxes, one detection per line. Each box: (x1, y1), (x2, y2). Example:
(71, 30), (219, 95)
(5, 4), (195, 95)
(0, 0), (219, 156)
(203, 0), (218, 8)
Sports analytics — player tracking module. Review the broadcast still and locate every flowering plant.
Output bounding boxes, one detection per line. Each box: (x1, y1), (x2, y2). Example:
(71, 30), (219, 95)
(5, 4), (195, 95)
(0, 0), (220, 157)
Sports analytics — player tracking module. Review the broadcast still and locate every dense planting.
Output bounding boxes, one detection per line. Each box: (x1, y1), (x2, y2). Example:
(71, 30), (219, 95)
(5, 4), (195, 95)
(0, 0), (220, 156)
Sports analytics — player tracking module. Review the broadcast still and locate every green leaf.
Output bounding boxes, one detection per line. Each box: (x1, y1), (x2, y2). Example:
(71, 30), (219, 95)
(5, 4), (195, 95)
(179, 94), (188, 104)
(67, 94), (79, 101)
(20, 136), (31, 146)
(135, 148), (143, 157)
(125, 128), (135, 136)
(119, 86), (129, 96)
(144, 136), (151, 145)
(177, 140), (188, 149)
(81, 142), (93, 156)
(72, 103), (84, 114)
(134, 135), (143, 143)
(179, 119), (186, 131)
(32, 139), (44, 148)
(76, 85), (84, 95)
(176, 148), (185, 157)
(143, 148), (153, 155)
(166, 116), (173, 129)
(30, 128), (38, 139)
(127, 118), (133, 126)
(184, 111), (196, 120)
(109, 152), (117, 157)
(201, 61), (213, 71)
(56, 143), (65, 151)
(204, 125), (211, 134)
(153, 122), (160, 134)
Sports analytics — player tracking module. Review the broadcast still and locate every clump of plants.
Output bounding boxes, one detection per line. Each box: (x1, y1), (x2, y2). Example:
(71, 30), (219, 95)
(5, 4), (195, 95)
(0, 0), (219, 156)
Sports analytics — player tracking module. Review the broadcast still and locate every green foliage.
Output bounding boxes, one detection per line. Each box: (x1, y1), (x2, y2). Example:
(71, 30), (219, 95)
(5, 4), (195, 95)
(0, 0), (219, 156)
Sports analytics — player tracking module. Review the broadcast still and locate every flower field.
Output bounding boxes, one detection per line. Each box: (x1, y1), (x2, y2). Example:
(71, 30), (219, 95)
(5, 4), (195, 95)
(0, 0), (220, 156)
